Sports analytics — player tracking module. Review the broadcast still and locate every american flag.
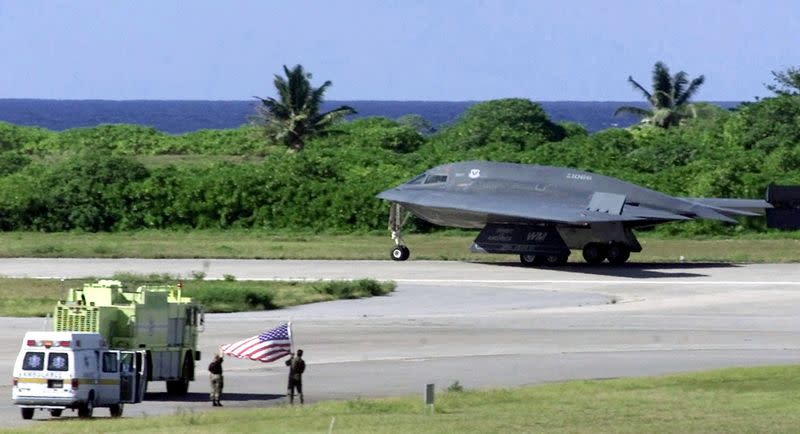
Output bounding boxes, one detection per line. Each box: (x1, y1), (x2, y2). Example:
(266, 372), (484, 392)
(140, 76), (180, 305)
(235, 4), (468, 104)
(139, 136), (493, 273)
(219, 323), (292, 363)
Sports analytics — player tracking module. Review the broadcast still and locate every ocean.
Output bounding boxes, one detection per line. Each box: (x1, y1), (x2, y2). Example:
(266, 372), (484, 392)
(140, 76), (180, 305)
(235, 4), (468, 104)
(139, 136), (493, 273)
(0, 99), (741, 134)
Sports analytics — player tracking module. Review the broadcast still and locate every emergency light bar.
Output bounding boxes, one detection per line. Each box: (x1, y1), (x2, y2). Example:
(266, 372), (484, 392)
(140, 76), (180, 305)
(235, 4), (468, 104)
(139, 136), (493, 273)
(26, 340), (71, 348)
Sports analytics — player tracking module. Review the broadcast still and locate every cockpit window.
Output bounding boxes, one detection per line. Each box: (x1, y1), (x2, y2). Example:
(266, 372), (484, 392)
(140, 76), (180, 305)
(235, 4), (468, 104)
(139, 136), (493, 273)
(424, 175), (448, 184)
(406, 174), (426, 185)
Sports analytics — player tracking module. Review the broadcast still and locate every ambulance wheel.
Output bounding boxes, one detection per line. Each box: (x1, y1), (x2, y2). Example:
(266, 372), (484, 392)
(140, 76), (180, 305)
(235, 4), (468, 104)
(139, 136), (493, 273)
(50, 409), (62, 417)
(110, 403), (124, 418)
(21, 408), (34, 420)
(78, 393), (94, 418)
(391, 245), (410, 261)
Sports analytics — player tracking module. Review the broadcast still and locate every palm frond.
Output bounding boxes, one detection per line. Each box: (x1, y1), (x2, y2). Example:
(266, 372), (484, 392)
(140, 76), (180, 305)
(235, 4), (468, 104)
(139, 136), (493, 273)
(314, 105), (356, 125)
(675, 75), (705, 106)
(672, 71), (688, 102)
(626, 76), (652, 101)
(614, 106), (653, 118)
(309, 80), (333, 112)
(283, 65), (309, 113)
(652, 62), (673, 108)
(273, 74), (292, 111)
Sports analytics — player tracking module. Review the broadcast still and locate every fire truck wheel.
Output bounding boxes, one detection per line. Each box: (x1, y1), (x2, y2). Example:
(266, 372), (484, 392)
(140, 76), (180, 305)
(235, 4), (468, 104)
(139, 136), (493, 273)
(110, 403), (124, 418)
(21, 408), (34, 420)
(166, 378), (189, 395)
(50, 409), (62, 417)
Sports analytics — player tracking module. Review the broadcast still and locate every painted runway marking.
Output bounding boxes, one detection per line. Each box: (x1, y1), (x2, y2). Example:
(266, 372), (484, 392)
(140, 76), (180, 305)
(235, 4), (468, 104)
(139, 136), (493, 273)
(23, 276), (800, 286)
(391, 279), (800, 285)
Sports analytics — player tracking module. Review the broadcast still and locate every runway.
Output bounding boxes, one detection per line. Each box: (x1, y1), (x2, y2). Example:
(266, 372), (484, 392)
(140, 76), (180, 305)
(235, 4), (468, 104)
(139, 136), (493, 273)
(2, 260), (799, 425)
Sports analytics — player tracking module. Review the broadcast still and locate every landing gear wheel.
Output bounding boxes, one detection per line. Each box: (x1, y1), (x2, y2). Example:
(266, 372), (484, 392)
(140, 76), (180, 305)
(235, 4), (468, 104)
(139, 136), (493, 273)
(582, 243), (607, 265)
(391, 245), (410, 261)
(50, 409), (62, 417)
(110, 403), (124, 418)
(21, 408), (34, 420)
(388, 203), (411, 262)
(606, 243), (631, 265)
(519, 254), (543, 266)
(544, 254), (569, 266)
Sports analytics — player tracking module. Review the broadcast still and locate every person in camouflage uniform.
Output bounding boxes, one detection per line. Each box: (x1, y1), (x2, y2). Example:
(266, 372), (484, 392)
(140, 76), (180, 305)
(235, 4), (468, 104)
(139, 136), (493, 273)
(285, 349), (306, 404)
(208, 354), (224, 406)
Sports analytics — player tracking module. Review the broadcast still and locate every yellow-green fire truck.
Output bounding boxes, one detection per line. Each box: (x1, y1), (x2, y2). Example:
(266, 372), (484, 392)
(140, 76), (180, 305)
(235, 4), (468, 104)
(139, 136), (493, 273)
(53, 280), (204, 395)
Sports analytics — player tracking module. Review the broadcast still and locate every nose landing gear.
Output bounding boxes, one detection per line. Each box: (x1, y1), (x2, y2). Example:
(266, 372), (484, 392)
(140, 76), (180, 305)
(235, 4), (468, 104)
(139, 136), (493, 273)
(391, 245), (410, 261)
(389, 203), (411, 261)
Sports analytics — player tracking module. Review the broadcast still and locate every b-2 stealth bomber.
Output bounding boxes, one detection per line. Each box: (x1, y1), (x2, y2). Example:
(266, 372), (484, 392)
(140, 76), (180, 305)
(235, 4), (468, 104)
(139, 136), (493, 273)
(377, 161), (771, 265)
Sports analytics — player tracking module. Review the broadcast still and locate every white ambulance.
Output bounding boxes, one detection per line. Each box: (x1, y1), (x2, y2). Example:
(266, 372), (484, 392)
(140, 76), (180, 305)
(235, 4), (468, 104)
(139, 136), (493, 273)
(12, 331), (147, 419)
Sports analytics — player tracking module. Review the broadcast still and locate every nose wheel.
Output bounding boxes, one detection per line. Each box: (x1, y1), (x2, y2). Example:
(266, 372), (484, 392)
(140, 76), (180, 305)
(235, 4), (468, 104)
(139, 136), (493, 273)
(391, 245), (411, 261)
(388, 203), (411, 261)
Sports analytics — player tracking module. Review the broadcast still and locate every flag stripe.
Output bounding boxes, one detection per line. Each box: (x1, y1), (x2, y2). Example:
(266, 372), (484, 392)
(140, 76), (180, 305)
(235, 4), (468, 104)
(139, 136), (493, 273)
(258, 350), (291, 363)
(223, 336), (259, 353)
(249, 344), (291, 359)
(219, 323), (293, 364)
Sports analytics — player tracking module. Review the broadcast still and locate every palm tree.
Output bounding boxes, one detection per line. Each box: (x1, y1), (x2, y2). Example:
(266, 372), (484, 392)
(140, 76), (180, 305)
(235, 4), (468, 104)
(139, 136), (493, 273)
(253, 64), (356, 151)
(615, 61), (705, 128)
(766, 66), (800, 96)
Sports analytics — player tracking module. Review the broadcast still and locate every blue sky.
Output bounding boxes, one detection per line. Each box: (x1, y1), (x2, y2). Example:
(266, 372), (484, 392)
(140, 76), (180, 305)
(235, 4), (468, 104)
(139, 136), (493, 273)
(1, 0), (798, 101)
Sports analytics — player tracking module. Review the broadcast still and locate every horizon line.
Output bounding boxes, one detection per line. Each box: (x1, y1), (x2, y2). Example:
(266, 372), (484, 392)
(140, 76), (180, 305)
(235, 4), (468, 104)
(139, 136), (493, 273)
(0, 98), (747, 104)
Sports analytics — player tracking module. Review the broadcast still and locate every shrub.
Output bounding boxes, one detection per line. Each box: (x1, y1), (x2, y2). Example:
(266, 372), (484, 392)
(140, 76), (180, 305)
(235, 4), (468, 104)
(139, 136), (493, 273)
(315, 279), (393, 299)
(447, 380), (465, 392)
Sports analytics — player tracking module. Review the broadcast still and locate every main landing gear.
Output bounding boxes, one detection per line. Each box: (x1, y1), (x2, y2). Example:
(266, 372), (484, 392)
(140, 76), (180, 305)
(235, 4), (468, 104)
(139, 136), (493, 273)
(582, 242), (631, 265)
(388, 203), (411, 261)
(519, 253), (569, 267)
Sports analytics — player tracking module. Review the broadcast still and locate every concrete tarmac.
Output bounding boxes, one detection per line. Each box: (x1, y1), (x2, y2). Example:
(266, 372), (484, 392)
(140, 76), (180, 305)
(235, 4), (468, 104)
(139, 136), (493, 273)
(2, 260), (799, 426)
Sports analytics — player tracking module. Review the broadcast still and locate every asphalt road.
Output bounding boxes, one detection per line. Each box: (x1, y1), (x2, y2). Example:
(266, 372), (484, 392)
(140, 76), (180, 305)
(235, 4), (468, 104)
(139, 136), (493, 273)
(2, 260), (800, 426)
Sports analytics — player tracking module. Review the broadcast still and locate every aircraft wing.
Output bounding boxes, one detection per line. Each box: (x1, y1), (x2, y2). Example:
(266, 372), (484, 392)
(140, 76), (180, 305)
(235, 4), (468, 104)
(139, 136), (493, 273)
(680, 198), (772, 216)
(380, 189), (687, 225)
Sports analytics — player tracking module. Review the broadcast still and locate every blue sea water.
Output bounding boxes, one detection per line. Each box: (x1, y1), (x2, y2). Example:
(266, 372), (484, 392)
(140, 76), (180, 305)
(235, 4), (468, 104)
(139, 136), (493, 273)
(0, 99), (741, 134)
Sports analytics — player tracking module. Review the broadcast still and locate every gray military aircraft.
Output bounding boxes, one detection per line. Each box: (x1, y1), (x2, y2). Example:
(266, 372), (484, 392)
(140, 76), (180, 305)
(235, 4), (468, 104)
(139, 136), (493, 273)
(377, 161), (771, 265)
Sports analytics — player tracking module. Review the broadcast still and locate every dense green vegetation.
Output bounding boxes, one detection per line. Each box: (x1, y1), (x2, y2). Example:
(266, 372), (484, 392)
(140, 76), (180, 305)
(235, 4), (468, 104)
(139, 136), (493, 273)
(1, 72), (799, 237)
(8, 365), (800, 433)
(0, 276), (395, 317)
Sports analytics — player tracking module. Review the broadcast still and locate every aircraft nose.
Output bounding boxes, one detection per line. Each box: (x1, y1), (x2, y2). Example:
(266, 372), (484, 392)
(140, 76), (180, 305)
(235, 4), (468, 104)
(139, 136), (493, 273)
(376, 186), (403, 201)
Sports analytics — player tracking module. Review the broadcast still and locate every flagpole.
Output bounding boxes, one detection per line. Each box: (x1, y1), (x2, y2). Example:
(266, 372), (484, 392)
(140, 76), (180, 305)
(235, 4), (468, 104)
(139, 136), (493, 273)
(287, 321), (295, 355)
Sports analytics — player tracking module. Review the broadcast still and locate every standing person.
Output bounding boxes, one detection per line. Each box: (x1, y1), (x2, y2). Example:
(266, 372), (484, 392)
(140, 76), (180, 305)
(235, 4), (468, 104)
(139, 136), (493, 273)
(285, 349), (306, 404)
(208, 353), (224, 406)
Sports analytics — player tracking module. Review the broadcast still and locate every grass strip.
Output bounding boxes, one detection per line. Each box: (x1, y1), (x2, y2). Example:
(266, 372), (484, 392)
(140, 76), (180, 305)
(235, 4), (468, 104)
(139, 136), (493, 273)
(0, 276), (395, 317)
(6, 365), (800, 433)
(0, 230), (799, 262)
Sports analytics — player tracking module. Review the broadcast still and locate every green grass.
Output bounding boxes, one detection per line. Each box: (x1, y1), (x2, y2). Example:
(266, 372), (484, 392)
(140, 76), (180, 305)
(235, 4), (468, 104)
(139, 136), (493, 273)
(0, 229), (799, 262)
(7, 365), (800, 433)
(0, 276), (394, 317)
